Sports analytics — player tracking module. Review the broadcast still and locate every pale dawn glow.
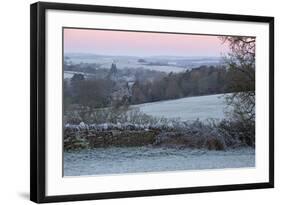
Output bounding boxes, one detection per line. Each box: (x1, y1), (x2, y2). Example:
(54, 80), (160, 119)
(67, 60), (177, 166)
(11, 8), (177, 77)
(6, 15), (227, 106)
(64, 28), (229, 57)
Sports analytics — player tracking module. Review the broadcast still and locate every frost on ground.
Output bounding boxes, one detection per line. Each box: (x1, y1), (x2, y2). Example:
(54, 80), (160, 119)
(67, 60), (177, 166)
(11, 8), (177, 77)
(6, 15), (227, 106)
(63, 93), (254, 176)
(64, 147), (255, 176)
(133, 94), (231, 121)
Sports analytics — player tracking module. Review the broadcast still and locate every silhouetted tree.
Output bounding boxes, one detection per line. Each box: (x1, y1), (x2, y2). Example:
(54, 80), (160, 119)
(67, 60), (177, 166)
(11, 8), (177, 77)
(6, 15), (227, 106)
(220, 36), (256, 145)
(221, 36), (255, 121)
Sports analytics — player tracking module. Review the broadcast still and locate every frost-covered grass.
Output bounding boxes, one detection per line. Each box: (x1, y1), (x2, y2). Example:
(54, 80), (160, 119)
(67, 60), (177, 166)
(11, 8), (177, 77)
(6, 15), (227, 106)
(64, 93), (254, 150)
(64, 146), (255, 176)
(63, 93), (255, 176)
(133, 93), (231, 121)
(64, 94), (231, 124)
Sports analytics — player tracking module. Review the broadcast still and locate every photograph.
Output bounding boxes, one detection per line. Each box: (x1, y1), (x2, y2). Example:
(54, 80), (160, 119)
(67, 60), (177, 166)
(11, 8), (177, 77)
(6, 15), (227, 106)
(63, 28), (256, 176)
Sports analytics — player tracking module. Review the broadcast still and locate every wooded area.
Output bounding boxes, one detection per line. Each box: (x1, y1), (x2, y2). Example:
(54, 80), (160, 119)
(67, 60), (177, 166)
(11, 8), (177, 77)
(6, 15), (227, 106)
(63, 64), (245, 110)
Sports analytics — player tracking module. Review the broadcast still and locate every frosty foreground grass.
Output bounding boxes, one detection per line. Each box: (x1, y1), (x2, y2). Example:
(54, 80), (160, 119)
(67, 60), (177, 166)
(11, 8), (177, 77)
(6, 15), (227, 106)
(64, 147), (255, 176)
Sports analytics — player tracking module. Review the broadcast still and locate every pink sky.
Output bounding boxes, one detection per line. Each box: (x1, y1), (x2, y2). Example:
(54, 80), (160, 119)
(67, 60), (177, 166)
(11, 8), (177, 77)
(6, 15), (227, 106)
(64, 28), (229, 57)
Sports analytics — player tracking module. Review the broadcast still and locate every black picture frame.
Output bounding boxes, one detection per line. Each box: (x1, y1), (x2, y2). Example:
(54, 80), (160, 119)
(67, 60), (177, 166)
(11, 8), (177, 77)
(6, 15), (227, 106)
(30, 1), (274, 203)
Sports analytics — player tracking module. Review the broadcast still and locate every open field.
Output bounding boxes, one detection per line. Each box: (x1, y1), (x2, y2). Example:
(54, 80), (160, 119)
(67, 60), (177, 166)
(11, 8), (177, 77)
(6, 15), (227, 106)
(64, 147), (255, 176)
(133, 93), (230, 121)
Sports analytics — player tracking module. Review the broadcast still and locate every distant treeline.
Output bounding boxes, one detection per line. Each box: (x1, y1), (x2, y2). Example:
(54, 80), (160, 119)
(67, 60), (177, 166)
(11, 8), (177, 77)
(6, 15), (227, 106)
(64, 62), (166, 81)
(131, 66), (229, 104)
(64, 65), (250, 110)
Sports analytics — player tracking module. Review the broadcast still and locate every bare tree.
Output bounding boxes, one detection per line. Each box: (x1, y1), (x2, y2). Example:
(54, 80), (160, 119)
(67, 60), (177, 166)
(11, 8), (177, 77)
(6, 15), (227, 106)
(220, 36), (256, 145)
(221, 36), (255, 120)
